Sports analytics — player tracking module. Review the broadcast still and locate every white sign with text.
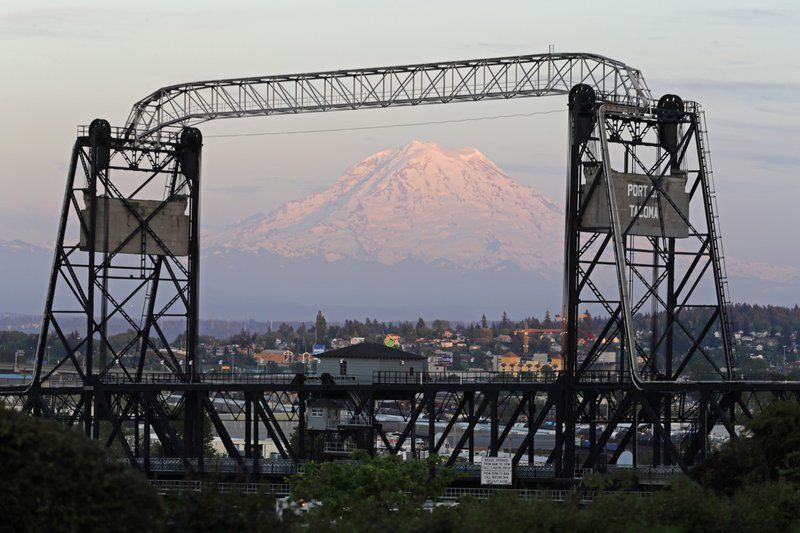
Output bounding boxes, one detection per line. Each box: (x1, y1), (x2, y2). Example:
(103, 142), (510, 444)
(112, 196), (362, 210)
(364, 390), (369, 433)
(480, 457), (513, 485)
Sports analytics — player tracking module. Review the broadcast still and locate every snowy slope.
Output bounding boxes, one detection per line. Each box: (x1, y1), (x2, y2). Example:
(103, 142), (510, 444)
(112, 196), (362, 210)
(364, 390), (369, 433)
(207, 141), (564, 276)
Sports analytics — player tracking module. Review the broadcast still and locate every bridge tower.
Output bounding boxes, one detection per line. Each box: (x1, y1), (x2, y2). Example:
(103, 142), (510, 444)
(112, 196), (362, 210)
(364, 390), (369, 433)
(558, 84), (735, 474)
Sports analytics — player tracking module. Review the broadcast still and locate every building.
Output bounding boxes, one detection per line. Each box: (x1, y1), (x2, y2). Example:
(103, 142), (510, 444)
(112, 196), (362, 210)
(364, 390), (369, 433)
(252, 349), (294, 366)
(316, 342), (426, 383)
(492, 351), (524, 374)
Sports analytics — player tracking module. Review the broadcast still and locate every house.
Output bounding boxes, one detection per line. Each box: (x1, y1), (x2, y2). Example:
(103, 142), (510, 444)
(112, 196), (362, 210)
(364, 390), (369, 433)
(253, 349), (291, 366)
(316, 342), (427, 383)
(492, 351), (521, 373)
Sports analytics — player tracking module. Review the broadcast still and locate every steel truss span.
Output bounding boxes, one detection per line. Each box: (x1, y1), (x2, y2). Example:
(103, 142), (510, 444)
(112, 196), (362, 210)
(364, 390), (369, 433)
(0, 52), (789, 485)
(126, 53), (650, 137)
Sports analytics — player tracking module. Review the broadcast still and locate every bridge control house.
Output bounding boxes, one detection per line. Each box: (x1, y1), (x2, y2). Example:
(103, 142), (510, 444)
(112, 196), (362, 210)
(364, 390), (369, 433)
(316, 342), (426, 383)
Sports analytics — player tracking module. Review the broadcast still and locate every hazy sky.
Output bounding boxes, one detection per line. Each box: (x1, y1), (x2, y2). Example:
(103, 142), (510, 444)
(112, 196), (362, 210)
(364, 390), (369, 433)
(1, 0), (798, 269)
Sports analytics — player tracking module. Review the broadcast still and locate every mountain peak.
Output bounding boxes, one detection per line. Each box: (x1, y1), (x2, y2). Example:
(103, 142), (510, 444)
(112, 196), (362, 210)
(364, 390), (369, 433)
(207, 142), (564, 274)
(396, 139), (490, 163)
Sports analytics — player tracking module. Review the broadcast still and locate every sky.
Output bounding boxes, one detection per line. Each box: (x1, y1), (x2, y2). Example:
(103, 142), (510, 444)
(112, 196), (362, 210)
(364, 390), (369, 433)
(0, 0), (798, 269)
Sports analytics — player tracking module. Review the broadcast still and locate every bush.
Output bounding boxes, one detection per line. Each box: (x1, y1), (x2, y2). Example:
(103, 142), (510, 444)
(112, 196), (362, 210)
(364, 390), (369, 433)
(0, 406), (161, 532)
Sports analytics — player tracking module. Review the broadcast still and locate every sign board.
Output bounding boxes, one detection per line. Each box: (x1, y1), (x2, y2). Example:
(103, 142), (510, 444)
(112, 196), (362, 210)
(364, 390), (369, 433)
(480, 457), (513, 485)
(580, 166), (690, 238)
(80, 195), (190, 256)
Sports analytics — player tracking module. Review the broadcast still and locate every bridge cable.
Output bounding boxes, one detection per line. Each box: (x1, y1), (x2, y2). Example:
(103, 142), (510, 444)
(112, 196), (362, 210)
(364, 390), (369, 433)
(204, 109), (565, 138)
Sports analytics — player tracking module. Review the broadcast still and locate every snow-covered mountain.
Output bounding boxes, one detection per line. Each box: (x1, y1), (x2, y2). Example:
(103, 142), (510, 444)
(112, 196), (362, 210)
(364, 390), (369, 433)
(207, 141), (564, 276)
(2, 142), (799, 320)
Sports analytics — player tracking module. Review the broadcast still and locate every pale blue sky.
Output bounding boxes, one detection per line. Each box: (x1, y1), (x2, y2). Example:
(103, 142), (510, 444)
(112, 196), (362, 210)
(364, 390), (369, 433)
(0, 0), (798, 269)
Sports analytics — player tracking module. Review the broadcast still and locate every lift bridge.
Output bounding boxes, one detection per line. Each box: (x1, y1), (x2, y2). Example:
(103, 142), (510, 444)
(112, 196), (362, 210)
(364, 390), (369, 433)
(2, 52), (797, 486)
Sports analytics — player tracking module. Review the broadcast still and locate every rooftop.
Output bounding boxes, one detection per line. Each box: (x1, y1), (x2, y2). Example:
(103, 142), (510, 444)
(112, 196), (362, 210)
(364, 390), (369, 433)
(317, 342), (425, 361)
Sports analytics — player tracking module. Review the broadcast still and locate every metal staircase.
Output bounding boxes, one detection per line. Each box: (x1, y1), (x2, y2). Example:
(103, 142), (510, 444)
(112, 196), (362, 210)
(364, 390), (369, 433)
(694, 106), (736, 374)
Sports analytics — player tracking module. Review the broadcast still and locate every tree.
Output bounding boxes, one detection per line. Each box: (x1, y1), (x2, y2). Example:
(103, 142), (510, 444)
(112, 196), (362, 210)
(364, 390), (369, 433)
(481, 314), (489, 329)
(315, 310), (327, 345)
(290, 450), (455, 531)
(432, 320), (450, 336)
(500, 311), (510, 332)
(692, 400), (800, 493)
(0, 407), (161, 531)
(415, 317), (426, 337)
(162, 484), (285, 532)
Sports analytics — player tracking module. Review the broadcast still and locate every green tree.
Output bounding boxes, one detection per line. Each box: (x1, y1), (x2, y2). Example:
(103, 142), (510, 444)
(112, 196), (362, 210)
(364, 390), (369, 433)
(0, 407), (161, 532)
(415, 317), (426, 338)
(315, 310), (328, 345)
(162, 484), (286, 532)
(692, 400), (800, 493)
(289, 450), (455, 531)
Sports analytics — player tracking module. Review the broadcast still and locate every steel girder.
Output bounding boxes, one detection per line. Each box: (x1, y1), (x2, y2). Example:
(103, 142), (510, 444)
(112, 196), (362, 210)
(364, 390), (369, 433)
(3, 380), (798, 483)
(125, 53), (650, 137)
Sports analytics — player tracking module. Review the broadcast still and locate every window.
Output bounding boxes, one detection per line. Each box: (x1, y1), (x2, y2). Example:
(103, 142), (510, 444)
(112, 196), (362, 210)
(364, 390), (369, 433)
(339, 360), (347, 376)
(310, 407), (324, 418)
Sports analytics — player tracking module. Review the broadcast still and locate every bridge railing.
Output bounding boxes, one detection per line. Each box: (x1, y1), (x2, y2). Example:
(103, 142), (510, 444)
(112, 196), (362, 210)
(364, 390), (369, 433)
(6, 369), (622, 388)
(373, 370), (623, 385)
(373, 370), (562, 385)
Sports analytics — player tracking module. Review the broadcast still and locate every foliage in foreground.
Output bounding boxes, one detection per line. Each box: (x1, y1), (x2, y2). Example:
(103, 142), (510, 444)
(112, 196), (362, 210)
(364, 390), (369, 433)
(0, 406), (161, 533)
(5, 400), (800, 532)
(289, 449), (456, 531)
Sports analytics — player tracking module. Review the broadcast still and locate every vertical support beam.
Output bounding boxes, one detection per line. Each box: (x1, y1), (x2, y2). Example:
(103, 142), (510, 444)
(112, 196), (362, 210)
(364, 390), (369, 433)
(665, 239), (676, 378)
(253, 395), (260, 481)
(699, 394), (709, 462)
(527, 391), (535, 464)
(245, 393), (252, 458)
(651, 243), (660, 379)
(196, 391), (204, 472)
(427, 392), (436, 456)
(554, 397), (564, 472)
(179, 127), (203, 383)
(561, 84), (596, 476)
(298, 392), (307, 460)
(86, 119), (111, 438)
(367, 392), (375, 456)
(143, 394), (151, 474)
(183, 391), (196, 473)
(589, 392), (597, 452)
(652, 394), (661, 466)
(632, 397), (638, 468)
(410, 394), (417, 458)
(467, 391), (475, 463)
(489, 390), (499, 457)
(664, 392), (673, 466)
(134, 403), (140, 457)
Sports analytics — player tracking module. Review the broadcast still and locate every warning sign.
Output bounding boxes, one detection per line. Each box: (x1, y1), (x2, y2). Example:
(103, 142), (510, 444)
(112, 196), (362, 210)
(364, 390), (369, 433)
(480, 457), (513, 485)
